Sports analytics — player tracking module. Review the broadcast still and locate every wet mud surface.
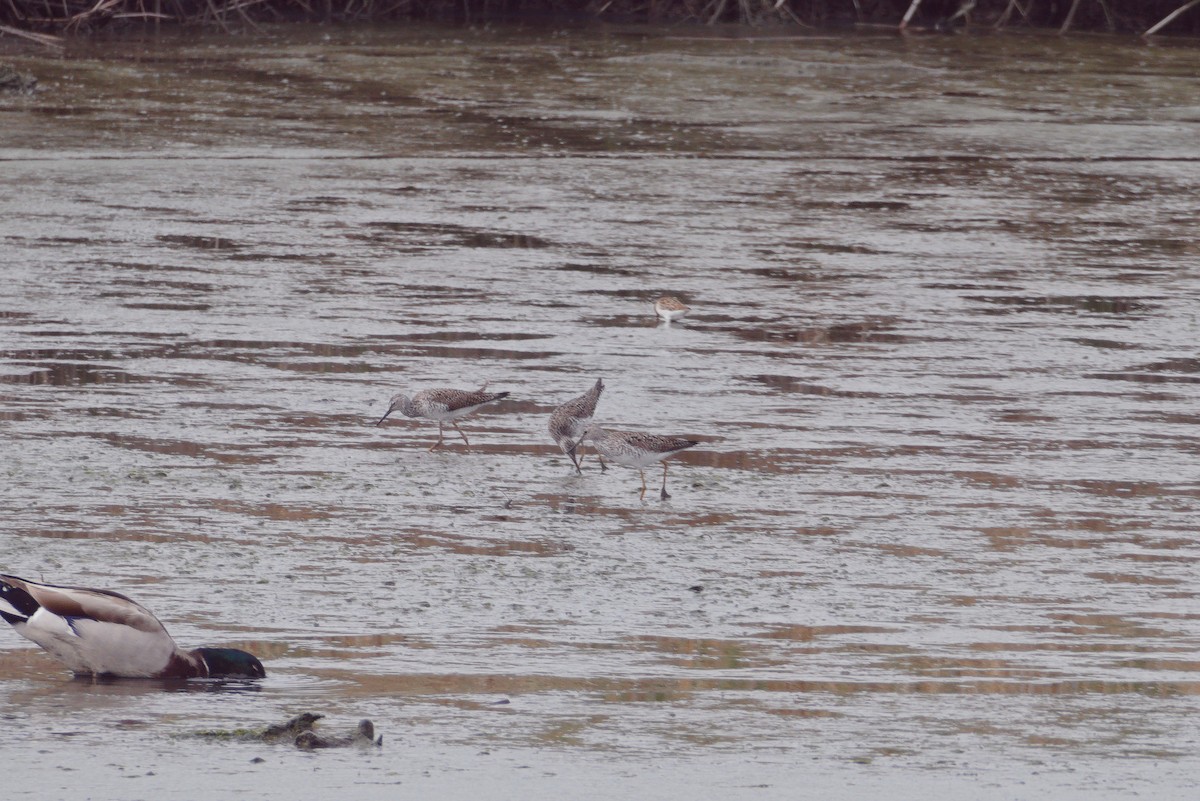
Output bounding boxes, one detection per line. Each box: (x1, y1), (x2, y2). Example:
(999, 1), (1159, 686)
(2, 24), (1199, 800)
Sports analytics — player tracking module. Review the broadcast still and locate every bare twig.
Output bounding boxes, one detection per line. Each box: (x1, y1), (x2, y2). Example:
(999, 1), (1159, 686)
(995, 0), (1031, 28)
(200, 0), (232, 32)
(899, 0), (922, 29)
(1059, 0), (1084, 33)
(63, 0), (122, 33)
(774, 0), (809, 26)
(223, 0), (268, 31)
(946, 0), (976, 24)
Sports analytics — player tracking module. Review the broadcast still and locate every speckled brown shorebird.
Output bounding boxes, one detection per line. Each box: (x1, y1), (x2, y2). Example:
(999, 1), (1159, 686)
(376, 385), (509, 451)
(654, 296), (690, 323)
(582, 422), (699, 500)
(548, 378), (604, 474)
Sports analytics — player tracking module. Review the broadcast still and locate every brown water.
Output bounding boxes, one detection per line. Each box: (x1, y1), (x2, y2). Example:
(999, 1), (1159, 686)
(1, 23), (1199, 800)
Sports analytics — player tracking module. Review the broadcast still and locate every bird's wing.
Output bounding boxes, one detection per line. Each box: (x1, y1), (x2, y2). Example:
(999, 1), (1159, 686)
(443, 390), (507, 412)
(23, 581), (170, 636)
(623, 433), (699, 453)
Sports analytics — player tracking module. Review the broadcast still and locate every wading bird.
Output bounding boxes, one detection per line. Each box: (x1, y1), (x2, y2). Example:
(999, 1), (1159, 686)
(376, 385), (510, 451)
(582, 422), (699, 500)
(654, 296), (690, 324)
(548, 378), (605, 474)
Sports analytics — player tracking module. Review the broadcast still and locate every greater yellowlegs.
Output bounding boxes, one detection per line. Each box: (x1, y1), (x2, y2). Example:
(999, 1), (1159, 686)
(376, 385), (509, 451)
(582, 422), (699, 500)
(548, 378), (604, 474)
(0, 573), (265, 679)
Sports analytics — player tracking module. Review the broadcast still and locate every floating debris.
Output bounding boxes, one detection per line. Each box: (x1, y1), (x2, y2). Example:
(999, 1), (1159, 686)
(190, 712), (379, 749)
(296, 720), (382, 750)
(261, 712), (324, 743)
(0, 65), (37, 94)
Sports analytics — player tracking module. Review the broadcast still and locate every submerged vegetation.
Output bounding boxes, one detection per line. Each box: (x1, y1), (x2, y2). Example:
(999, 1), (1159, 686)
(1, 0), (1199, 41)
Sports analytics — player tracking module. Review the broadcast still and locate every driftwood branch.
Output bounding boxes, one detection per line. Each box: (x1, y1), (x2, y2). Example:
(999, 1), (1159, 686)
(0, 20), (64, 45)
(1144, 0), (1200, 34)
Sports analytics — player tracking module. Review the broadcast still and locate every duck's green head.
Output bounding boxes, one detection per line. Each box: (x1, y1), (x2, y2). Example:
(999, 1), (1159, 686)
(196, 648), (266, 679)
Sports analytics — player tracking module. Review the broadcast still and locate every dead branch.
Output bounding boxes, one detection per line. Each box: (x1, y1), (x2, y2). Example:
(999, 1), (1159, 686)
(994, 0), (1030, 27)
(1059, 0), (1083, 33)
(1144, 0), (1200, 34)
(1, 20), (64, 44)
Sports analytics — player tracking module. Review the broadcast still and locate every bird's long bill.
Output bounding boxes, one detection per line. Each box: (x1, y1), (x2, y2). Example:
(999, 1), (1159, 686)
(375, 409), (393, 426)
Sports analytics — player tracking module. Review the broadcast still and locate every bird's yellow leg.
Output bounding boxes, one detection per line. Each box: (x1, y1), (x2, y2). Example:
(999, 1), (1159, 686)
(451, 421), (471, 447)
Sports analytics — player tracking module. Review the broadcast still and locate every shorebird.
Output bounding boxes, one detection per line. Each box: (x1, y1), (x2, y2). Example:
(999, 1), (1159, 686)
(547, 378), (604, 474)
(581, 422), (699, 500)
(376, 385), (509, 451)
(654, 296), (690, 324)
(0, 573), (265, 679)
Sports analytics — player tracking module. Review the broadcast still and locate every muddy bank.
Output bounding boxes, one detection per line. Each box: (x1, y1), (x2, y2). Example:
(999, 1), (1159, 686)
(1, 23), (1199, 801)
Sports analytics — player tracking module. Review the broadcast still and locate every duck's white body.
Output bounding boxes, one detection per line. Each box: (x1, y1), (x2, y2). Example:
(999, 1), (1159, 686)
(15, 595), (177, 677)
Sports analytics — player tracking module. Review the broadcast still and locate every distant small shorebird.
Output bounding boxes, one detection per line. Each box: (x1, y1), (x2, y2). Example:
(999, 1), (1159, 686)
(376, 385), (509, 451)
(548, 378), (604, 475)
(582, 422), (699, 500)
(654, 296), (690, 324)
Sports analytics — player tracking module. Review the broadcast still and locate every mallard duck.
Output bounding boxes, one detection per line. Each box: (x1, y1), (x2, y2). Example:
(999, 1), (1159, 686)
(0, 573), (265, 679)
(376, 384), (510, 451)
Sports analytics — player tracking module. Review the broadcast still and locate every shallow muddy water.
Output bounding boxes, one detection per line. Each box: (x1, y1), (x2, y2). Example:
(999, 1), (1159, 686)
(1, 23), (1199, 800)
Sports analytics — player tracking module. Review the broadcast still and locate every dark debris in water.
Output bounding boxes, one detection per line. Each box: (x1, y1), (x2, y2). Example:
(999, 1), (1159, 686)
(0, 363), (144, 386)
(261, 712), (324, 742)
(296, 720), (382, 750)
(157, 234), (242, 251)
(556, 263), (641, 278)
(743, 267), (822, 282)
(362, 221), (553, 249)
(1089, 372), (1200, 386)
(1137, 358), (1200, 374)
(724, 319), (906, 345)
(190, 712), (381, 750)
(779, 239), (888, 255)
(122, 302), (213, 312)
(0, 64), (38, 94)
(1070, 338), (1140, 350)
(968, 295), (1154, 315)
